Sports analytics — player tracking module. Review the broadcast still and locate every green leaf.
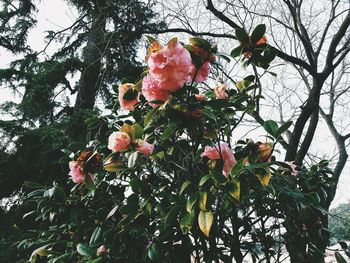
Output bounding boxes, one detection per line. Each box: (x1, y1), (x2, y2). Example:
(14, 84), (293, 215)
(146, 35), (158, 44)
(339, 241), (348, 250)
(189, 37), (211, 51)
(161, 123), (177, 141)
(186, 194), (198, 213)
(198, 210), (213, 237)
(199, 191), (207, 211)
(217, 52), (231, 62)
(277, 121), (292, 137)
(103, 160), (126, 172)
(263, 120), (279, 137)
(335, 252), (347, 263)
(180, 210), (195, 234)
(231, 159), (245, 177)
(133, 124), (144, 139)
(211, 171), (228, 185)
(76, 243), (95, 257)
(50, 253), (71, 263)
(106, 205), (119, 219)
(120, 204), (139, 215)
(251, 24), (266, 44)
(165, 206), (181, 227)
(85, 173), (95, 192)
(199, 175), (211, 187)
(148, 243), (161, 262)
(227, 179), (240, 201)
(236, 79), (252, 91)
(89, 227), (102, 246)
(128, 151), (138, 168)
(180, 181), (192, 195)
(87, 119), (102, 130)
(144, 108), (157, 127)
(202, 108), (217, 121)
(230, 46), (243, 58)
(263, 46), (277, 62)
(236, 28), (249, 43)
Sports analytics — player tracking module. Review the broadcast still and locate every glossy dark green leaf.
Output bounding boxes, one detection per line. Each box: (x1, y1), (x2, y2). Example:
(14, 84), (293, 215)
(335, 252), (347, 263)
(230, 46), (243, 58)
(198, 210), (213, 237)
(251, 24), (266, 44)
(128, 151), (138, 168)
(180, 181), (192, 195)
(161, 123), (177, 141)
(236, 28), (249, 43)
(76, 243), (95, 257)
(89, 227), (102, 246)
(165, 206), (181, 227)
(263, 120), (279, 137)
(199, 175), (211, 187)
(186, 194), (198, 213)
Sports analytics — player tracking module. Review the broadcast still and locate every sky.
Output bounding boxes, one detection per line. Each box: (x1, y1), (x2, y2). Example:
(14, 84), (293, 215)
(0, 0), (349, 209)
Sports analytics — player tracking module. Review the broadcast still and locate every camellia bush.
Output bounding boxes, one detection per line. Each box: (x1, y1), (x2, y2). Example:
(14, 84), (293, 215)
(5, 25), (342, 263)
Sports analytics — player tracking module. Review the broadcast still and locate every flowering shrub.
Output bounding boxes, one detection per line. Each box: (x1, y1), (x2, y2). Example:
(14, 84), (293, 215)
(13, 26), (335, 263)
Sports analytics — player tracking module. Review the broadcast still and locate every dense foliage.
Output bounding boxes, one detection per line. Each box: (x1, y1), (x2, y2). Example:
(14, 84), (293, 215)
(1, 26), (346, 262)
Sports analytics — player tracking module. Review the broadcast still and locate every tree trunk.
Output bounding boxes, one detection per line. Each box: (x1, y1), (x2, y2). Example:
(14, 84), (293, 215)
(69, 11), (106, 141)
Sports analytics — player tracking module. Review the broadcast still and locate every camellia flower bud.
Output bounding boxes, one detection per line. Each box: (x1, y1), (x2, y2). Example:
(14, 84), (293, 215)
(214, 83), (229, 100)
(195, 93), (207, 101)
(96, 245), (107, 256)
(136, 140), (154, 156)
(257, 142), (272, 162)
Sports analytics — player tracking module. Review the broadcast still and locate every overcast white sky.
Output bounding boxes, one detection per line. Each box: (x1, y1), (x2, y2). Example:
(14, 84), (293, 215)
(0, 0), (349, 208)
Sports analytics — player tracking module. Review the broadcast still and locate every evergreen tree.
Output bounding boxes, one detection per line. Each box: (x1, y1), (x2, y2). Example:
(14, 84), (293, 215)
(0, 0), (164, 198)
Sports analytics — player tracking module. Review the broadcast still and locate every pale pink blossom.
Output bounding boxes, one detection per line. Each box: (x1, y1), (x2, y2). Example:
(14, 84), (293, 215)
(195, 93), (207, 101)
(69, 161), (94, 184)
(214, 83), (228, 99)
(118, 83), (139, 111)
(96, 245), (107, 256)
(220, 144), (237, 177)
(136, 140), (154, 156)
(148, 41), (194, 92)
(201, 143), (237, 178)
(285, 161), (298, 176)
(194, 61), (210, 83)
(108, 131), (131, 152)
(142, 75), (169, 107)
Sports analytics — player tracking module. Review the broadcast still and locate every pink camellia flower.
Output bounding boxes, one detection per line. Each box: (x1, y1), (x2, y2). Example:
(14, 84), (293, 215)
(136, 140), (154, 156)
(69, 161), (94, 184)
(148, 40), (194, 92)
(194, 61), (210, 83)
(118, 83), (139, 111)
(142, 75), (169, 107)
(195, 93), (207, 101)
(214, 83), (229, 99)
(96, 245), (107, 256)
(201, 145), (221, 160)
(108, 131), (131, 152)
(201, 143), (237, 177)
(69, 161), (85, 184)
